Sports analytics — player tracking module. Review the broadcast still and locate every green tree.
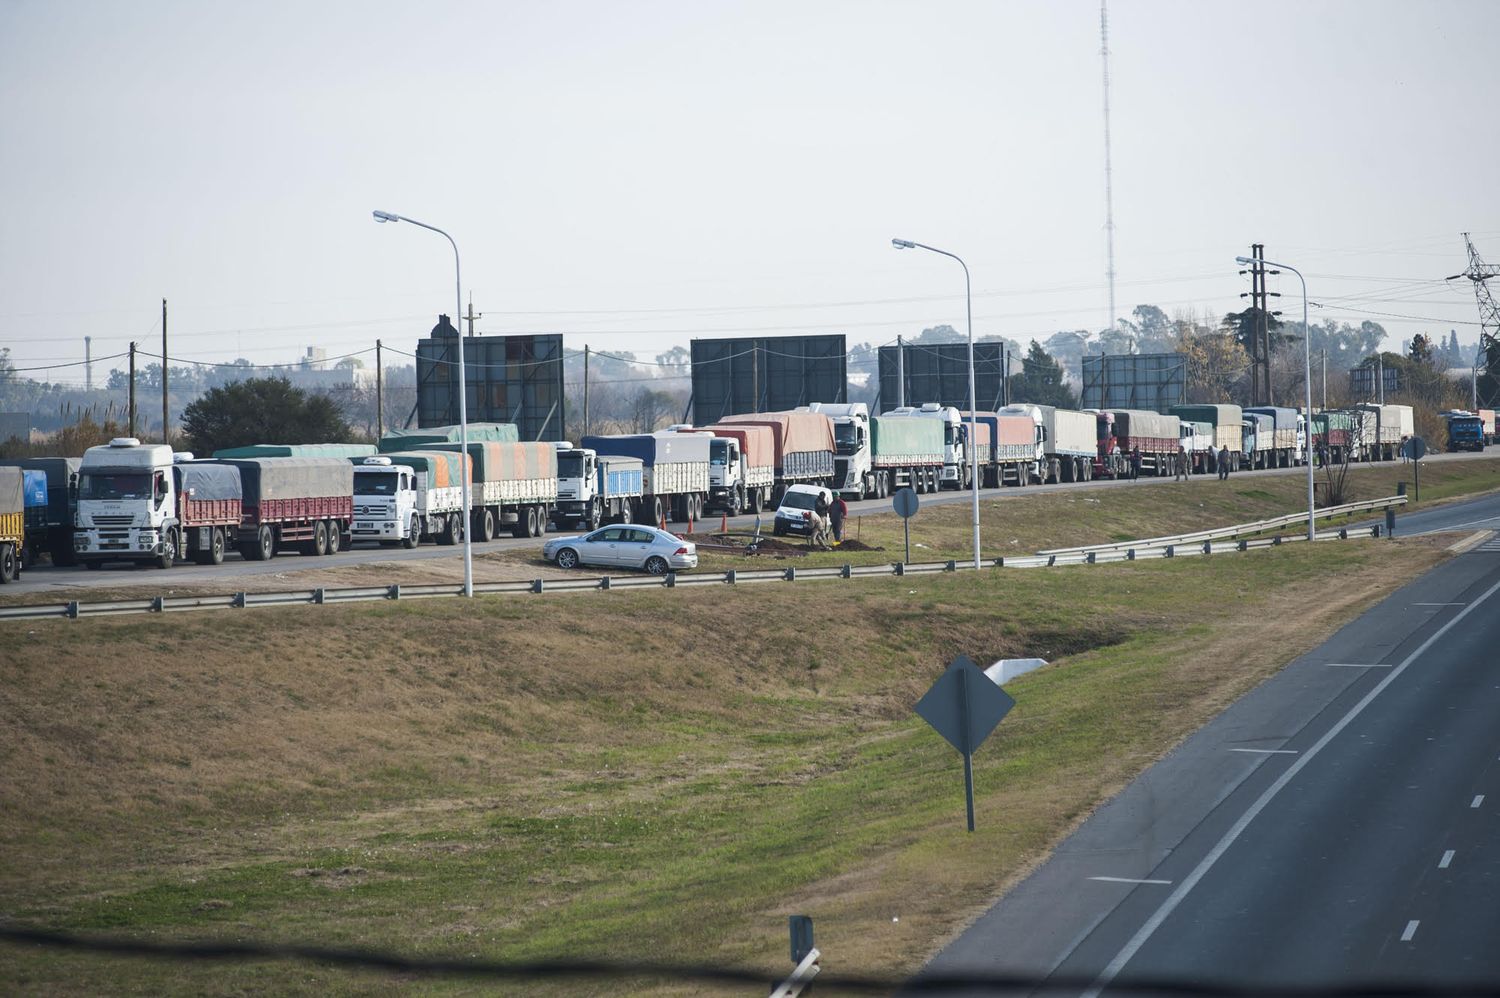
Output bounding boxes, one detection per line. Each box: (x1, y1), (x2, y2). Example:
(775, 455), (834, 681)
(1409, 333), (1434, 366)
(1009, 341), (1076, 408)
(181, 377), (351, 454)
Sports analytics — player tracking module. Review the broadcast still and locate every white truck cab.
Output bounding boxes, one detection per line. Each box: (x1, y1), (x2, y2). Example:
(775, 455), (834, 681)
(553, 444), (644, 530)
(75, 438), (179, 568)
(351, 456), (421, 548)
(800, 402), (872, 499)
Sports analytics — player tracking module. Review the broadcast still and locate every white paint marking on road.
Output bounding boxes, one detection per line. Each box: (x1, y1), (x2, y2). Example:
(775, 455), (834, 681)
(1401, 920), (1420, 942)
(1079, 573), (1500, 998)
(1439, 850), (1455, 869)
(1324, 662), (1393, 668)
(1472, 795), (1485, 808)
(1413, 602), (1467, 607)
(1088, 876), (1173, 885)
(1229, 748), (1299, 754)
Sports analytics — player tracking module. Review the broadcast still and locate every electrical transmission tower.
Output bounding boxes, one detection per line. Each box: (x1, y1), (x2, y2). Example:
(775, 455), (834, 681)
(1451, 232), (1500, 407)
(1100, 0), (1117, 343)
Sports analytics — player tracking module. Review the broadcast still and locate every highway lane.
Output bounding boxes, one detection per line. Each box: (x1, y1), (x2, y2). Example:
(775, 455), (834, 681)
(918, 545), (1500, 994)
(5, 449), (1493, 596)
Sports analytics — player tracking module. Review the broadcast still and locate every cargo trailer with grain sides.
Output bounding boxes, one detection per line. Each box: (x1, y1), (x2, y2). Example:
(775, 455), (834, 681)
(672, 422), (774, 514)
(1342, 407), (1380, 462)
(551, 445), (644, 530)
(580, 432), (710, 526)
(0, 466), (25, 582)
(1307, 410), (1355, 463)
(868, 413), (946, 495)
(210, 455), (351, 561)
(1000, 404), (1096, 483)
(0, 457), (80, 565)
(795, 402), (879, 501)
(377, 422), (519, 453)
(881, 404), (975, 489)
(430, 440), (559, 538)
(350, 450), (471, 548)
(74, 440), (246, 568)
(981, 410), (1044, 487)
(1096, 409), (1181, 478)
(1354, 403), (1414, 462)
(711, 410), (835, 501)
(1243, 406), (1302, 467)
(1170, 403), (1245, 469)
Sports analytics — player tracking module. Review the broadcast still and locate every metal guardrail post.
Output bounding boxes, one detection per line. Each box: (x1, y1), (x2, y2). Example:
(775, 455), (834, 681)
(1086, 552), (1096, 564)
(66, 601), (79, 619)
(151, 596), (164, 612)
(232, 592), (246, 608)
(1126, 549), (1135, 561)
(531, 579), (544, 593)
(313, 588), (325, 605)
(388, 584), (400, 600)
(894, 562), (905, 576)
(665, 572), (676, 588)
(945, 560), (956, 571)
(1165, 545), (1174, 558)
(840, 564), (851, 579)
(783, 567), (796, 582)
(599, 576), (610, 590)
(726, 569), (737, 584)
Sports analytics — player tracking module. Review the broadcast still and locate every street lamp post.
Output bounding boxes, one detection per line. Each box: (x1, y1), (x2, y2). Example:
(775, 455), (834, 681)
(892, 238), (981, 571)
(1238, 254), (1314, 542)
(374, 210), (473, 597)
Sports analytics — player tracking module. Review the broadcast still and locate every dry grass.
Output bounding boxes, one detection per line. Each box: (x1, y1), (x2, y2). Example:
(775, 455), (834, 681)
(0, 533), (1449, 995)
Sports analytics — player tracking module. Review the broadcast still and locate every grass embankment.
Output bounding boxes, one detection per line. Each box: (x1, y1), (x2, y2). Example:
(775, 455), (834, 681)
(0, 533), (1451, 994)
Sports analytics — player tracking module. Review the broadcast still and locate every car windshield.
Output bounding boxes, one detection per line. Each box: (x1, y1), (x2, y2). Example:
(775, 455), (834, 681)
(781, 491), (820, 511)
(354, 472), (399, 496)
(79, 472), (151, 501)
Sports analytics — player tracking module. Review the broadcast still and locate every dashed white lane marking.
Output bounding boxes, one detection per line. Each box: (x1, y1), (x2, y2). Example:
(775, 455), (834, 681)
(1229, 748), (1299, 754)
(1413, 602), (1467, 607)
(1325, 662), (1393, 668)
(1440, 850), (1455, 869)
(1088, 877), (1172, 885)
(1401, 920), (1420, 942)
(1473, 795), (1485, 808)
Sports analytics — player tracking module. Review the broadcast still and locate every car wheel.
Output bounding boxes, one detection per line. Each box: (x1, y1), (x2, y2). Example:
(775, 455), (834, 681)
(645, 555), (669, 575)
(556, 548), (580, 569)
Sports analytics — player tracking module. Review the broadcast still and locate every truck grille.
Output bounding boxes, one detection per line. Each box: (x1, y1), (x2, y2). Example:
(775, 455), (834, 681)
(91, 515), (134, 528)
(354, 504), (389, 517)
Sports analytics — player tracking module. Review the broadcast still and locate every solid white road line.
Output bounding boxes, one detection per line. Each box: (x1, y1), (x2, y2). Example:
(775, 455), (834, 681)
(1088, 877), (1173, 885)
(1324, 663), (1393, 668)
(1439, 850), (1455, 869)
(1413, 602), (1467, 607)
(1229, 748), (1299, 754)
(1401, 920), (1420, 942)
(1079, 573), (1500, 998)
(1472, 795), (1485, 808)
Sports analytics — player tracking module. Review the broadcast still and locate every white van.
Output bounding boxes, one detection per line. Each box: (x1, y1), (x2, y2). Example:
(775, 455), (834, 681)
(772, 484), (833, 537)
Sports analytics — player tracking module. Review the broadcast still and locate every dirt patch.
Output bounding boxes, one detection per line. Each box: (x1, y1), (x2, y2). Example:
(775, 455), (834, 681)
(833, 539), (885, 552)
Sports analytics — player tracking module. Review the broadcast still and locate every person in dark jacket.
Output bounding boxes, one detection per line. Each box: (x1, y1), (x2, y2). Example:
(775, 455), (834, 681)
(1218, 445), (1231, 480)
(1129, 446), (1142, 480)
(831, 494), (848, 542)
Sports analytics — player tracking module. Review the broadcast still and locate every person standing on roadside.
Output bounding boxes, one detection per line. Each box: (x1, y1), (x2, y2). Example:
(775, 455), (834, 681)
(831, 493), (847, 543)
(1175, 444), (1188, 481)
(1130, 446), (1142, 481)
(1218, 445), (1231, 480)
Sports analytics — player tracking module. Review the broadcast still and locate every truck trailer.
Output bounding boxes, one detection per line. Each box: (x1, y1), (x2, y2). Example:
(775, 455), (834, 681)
(0, 467), (25, 582)
(1243, 407), (1301, 467)
(580, 432), (709, 526)
(712, 411), (835, 502)
(1354, 403), (1414, 461)
(868, 414), (946, 495)
(377, 422), (519, 453)
(1171, 404), (1245, 470)
(0, 458), (80, 565)
(1001, 404), (1096, 483)
(676, 423), (775, 513)
(430, 440), (559, 538)
(211, 455), (352, 560)
(351, 450), (470, 548)
(1097, 410), (1180, 477)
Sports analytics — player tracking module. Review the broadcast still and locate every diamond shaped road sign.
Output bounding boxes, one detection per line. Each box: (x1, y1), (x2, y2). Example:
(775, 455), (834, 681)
(915, 655), (1016, 756)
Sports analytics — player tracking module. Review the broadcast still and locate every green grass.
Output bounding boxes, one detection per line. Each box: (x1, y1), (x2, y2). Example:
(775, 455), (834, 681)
(0, 535), (1450, 995)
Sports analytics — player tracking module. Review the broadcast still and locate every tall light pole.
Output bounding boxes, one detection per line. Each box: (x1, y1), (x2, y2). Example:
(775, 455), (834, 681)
(1238, 254), (1314, 542)
(374, 210), (473, 596)
(893, 238), (981, 570)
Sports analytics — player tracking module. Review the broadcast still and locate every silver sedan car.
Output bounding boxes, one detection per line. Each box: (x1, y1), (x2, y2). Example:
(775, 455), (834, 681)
(543, 525), (698, 574)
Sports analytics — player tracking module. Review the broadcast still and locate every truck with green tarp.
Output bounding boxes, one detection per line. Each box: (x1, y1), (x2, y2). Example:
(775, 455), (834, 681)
(211, 443), (377, 459)
(1170, 403), (1245, 470)
(378, 422), (519, 453)
(351, 450), (471, 548)
(868, 414), (946, 495)
(430, 440), (559, 538)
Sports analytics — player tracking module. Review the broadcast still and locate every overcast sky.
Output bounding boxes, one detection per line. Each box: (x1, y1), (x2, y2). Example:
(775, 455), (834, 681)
(2, 0), (1497, 385)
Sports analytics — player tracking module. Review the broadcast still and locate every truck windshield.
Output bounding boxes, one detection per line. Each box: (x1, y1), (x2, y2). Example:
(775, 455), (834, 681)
(557, 454), (585, 478)
(709, 440), (729, 466)
(354, 472), (399, 497)
(833, 423), (859, 456)
(79, 472), (151, 501)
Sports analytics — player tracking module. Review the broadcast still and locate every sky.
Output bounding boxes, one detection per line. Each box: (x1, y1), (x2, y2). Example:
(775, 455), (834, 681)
(2, 0), (1498, 388)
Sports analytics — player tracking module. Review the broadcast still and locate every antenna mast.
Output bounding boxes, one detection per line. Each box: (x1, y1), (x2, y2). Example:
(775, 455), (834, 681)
(1100, 0), (1118, 346)
(1453, 232), (1500, 407)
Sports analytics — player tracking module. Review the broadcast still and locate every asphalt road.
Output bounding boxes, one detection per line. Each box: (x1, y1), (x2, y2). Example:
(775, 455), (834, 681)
(918, 544), (1500, 994)
(6, 449), (1493, 596)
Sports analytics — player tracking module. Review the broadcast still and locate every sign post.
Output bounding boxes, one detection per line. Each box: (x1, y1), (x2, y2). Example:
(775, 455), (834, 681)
(1402, 436), (1426, 502)
(893, 487), (919, 563)
(914, 655), (1016, 832)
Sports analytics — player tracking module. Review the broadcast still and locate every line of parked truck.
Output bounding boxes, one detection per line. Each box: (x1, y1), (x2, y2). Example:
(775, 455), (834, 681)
(0, 397), (1482, 581)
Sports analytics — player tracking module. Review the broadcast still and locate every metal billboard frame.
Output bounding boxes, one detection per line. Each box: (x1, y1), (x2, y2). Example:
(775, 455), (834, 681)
(415, 328), (564, 441)
(1079, 352), (1186, 413)
(690, 335), (847, 424)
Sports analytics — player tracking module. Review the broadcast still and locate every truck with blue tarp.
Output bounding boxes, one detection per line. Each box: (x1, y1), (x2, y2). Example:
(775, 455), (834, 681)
(0, 457), (81, 565)
(580, 432), (710, 526)
(551, 445), (645, 531)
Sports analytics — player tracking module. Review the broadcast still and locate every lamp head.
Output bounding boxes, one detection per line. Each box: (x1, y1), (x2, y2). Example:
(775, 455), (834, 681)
(892, 238), (916, 250)
(1234, 255), (1254, 265)
(372, 210), (399, 224)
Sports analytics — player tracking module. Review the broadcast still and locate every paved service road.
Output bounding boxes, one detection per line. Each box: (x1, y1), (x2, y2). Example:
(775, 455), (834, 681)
(6, 449), (1493, 596)
(919, 546), (1500, 994)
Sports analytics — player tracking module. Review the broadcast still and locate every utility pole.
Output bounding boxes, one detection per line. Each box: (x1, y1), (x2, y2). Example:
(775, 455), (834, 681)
(128, 342), (137, 437)
(84, 336), (92, 392)
(161, 298), (169, 443)
(1321, 349), (1327, 408)
(375, 339), (384, 439)
(1378, 353), (1385, 404)
(582, 345), (590, 438)
(896, 335), (905, 408)
(1450, 233), (1500, 407)
(1100, 0), (1117, 344)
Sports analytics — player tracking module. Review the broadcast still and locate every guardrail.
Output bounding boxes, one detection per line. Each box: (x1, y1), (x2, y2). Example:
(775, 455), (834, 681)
(0, 522), (1390, 623)
(1036, 495), (1406, 557)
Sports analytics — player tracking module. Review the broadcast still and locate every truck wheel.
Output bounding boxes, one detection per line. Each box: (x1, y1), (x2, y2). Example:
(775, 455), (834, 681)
(250, 524), (275, 561)
(619, 501), (633, 525)
(648, 496), (665, 527)
(0, 543), (15, 583)
(586, 500), (602, 531)
(155, 528), (177, 570)
(526, 505), (542, 537)
(325, 521), (341, 555)
(402, 516), (420, 549)
(438, 513), (458, 546)
(208, 527), (225, 565)
(311, 521), (329, 557)
(478, 508), (496, 542)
